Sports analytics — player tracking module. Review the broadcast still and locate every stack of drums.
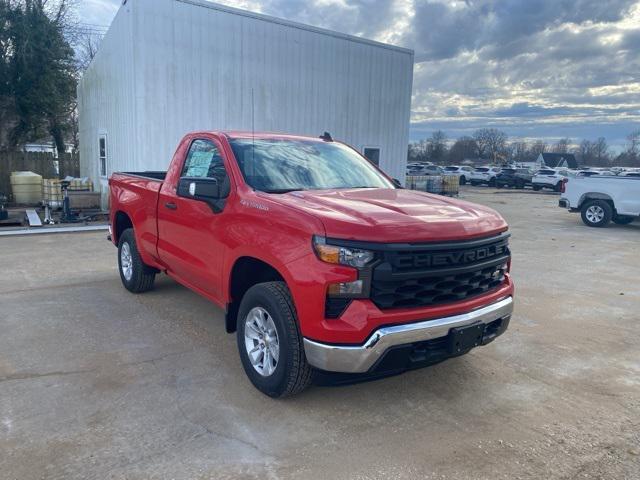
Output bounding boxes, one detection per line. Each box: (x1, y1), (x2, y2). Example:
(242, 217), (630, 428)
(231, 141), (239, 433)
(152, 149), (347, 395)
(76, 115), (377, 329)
(10, 171), (43, 205)
(442, 175), (459, 196)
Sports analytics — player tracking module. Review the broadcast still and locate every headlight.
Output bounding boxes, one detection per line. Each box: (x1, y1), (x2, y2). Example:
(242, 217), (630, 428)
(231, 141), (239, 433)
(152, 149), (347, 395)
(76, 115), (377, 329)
(313, 236), (375, 268)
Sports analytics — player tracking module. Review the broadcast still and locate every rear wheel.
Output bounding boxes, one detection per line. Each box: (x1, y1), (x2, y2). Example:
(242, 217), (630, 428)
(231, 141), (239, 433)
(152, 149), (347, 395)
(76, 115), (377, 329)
(581, 200), (612, 228)
(459, 175), (467, 185)
(118, 229), (156, 293)
(237, 281), (312, 397)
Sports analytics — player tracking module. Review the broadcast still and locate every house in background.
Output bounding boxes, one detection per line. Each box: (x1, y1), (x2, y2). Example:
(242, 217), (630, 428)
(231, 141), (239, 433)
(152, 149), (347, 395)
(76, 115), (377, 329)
(78, 0), (414, 205)
(537, 153), (578, 169)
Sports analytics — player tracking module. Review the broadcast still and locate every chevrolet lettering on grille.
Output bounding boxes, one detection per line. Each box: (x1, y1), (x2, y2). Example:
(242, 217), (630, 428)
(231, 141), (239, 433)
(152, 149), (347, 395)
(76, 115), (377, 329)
(393, 243), (509, 269)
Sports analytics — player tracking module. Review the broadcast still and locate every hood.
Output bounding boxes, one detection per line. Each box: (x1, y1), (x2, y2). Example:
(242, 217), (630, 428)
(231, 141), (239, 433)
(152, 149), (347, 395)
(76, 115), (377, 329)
(263, 188), (507, 242)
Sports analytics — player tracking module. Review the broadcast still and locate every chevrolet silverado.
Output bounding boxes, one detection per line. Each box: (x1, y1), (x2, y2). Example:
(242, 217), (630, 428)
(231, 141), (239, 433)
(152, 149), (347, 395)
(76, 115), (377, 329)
(109, 131), (514, 397)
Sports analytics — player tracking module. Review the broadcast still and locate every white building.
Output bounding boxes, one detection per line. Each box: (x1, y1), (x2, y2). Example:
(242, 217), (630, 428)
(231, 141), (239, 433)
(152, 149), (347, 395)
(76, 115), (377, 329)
(78, 0), (414, 201)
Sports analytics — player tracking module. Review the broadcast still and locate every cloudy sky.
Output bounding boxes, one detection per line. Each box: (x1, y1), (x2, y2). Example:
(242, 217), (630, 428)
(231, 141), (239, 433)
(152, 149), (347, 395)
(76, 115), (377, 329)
(77, 0), (640, 149)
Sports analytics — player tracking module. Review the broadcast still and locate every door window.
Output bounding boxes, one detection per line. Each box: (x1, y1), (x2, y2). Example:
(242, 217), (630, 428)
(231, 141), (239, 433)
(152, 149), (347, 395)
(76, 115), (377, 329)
(182, 139), (228, 185)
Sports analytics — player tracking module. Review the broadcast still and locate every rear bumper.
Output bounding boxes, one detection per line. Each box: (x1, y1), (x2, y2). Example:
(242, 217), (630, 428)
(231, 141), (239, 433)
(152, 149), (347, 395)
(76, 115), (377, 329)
(303, 296), (513, 373)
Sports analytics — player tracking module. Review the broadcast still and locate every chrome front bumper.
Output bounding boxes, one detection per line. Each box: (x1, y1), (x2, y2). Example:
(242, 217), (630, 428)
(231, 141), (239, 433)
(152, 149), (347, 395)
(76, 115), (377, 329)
(303, 296), (514, 373)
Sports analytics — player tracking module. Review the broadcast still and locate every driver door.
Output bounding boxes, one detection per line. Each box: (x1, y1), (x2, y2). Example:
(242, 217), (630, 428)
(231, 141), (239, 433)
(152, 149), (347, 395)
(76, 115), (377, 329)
(157, 138), (231, 302)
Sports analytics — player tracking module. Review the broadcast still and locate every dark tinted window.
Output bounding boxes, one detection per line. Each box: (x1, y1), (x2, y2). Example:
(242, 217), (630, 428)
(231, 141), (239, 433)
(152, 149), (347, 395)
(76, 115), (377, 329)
(363, 147), (380, 166)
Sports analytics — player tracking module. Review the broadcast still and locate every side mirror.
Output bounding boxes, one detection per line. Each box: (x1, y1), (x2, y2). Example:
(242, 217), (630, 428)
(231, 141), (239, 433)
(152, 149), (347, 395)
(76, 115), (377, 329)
(392, 178), (403, 188)
(177, 177), (221, 200)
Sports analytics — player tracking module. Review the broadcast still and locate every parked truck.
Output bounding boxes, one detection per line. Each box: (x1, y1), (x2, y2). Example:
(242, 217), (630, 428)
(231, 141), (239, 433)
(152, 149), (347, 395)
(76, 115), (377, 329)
(109, 131), (514, 397)
(559, 176), (640, 227)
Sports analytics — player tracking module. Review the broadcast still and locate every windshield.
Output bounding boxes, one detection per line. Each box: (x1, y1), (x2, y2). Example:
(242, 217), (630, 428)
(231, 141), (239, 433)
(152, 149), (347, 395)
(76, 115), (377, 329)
(444, 166), (459, 171)
(475, 168), (489, 172)
(538, 170), (555, 175)
(229, 138), (394, 193)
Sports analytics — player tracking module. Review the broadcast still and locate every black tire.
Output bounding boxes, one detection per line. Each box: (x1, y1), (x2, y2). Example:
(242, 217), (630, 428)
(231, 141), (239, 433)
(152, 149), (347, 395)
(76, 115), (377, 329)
(533, 185), (542, 191)
(459, 176), (466, 185)
(613, 215), (635, 225)
(580, 200), (613, 228)
(236, 281), (312, 398)
(117, 228), (156, 293)
(488, 178), (496, 187)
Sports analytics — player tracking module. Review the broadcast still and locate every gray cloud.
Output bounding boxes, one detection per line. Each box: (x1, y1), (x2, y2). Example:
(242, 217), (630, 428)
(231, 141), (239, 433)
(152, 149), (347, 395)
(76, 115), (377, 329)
(78, 0), (640, 149)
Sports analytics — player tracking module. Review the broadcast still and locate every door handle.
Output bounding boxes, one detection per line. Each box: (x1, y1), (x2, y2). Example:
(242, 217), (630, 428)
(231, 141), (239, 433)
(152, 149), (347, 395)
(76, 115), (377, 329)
(164, 202), (177, 210)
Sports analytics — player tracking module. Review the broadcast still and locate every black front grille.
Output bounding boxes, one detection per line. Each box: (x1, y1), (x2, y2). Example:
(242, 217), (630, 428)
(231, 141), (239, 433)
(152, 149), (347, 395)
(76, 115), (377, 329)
(369, 234), (510, 310)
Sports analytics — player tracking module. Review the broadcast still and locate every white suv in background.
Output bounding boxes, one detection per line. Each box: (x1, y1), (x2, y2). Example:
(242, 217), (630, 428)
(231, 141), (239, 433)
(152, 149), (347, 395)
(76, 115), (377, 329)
(443, 166), (475, 185)
(469, 167), (502, 186)
(532, 169), (569, 192)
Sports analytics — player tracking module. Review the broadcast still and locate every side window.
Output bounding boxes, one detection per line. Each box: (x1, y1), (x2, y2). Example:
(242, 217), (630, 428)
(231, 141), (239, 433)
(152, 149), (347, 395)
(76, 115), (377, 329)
(182, 139), (228, 185)
(99, 135), (107, 177)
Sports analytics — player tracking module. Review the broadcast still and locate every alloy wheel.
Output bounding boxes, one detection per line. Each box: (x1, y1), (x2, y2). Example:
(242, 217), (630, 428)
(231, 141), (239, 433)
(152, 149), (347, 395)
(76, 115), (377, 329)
(120, 242), (133, 281)
(586, 205), (605, 224)
(244, 307), (280, 377)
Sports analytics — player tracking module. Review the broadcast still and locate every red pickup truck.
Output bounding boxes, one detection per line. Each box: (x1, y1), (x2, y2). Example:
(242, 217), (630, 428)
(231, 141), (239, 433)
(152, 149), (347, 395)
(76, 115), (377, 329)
(109, 131), (514, 397)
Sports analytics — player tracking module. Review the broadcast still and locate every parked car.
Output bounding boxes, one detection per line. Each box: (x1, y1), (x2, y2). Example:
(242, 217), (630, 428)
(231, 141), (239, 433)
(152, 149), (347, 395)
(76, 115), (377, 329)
(406, 163), (443, 176)
(443, 166), (474, 185)
(422, 164), (446, 175)
(619, 171), (640, 178)
(495, 168), (534, 189)
(109, 131), (514, 397)
(407, 163), (427, 175)
(559, 176), (640, 227)
(469, 167), (502, 186)
(532, 169), (569, 192)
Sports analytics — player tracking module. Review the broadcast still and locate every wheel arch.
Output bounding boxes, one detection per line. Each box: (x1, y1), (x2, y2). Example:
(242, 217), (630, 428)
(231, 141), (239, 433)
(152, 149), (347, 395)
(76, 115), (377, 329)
(579, 193), (614, 209)
(225, 256), (289, 334)
(113, 210), (133, 244)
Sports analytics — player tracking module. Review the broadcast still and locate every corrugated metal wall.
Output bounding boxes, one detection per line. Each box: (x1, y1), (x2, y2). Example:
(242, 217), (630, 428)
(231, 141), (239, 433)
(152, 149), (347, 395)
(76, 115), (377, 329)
(79, 0), (414, 192)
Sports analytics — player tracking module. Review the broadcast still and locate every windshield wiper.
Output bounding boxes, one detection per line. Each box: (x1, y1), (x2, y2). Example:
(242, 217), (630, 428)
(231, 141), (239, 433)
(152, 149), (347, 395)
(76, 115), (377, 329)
(262, 188), (304, 194)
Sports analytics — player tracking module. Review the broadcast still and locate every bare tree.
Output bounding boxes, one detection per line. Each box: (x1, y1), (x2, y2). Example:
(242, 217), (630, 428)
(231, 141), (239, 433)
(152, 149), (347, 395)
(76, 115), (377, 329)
(75, 31), (100, 71)
(530, 140), (548, 156)
(592, 137), (609, 166)
(553, 138), (570, 153)
(427, 130), (447, 163)
(448, 136), (479, 164)
(474, 128), (507, 161)
(626, 129), (640, 156)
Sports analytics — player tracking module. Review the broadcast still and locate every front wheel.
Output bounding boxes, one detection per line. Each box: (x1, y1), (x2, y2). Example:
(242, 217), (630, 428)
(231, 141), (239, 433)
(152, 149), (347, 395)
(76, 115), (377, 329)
(459, 176), (467, 185)
(237, 281), (312, 397)
(118, 228), (156, 293)
(581, 200), (612, 228)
